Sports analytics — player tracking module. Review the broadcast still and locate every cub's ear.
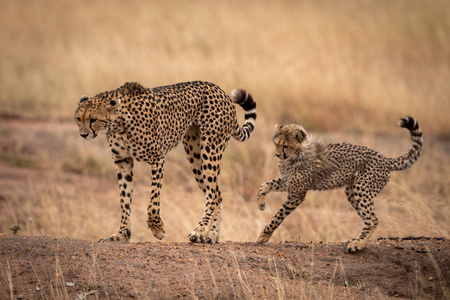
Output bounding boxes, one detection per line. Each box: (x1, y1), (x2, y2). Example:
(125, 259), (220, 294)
(294, 129), (307, 142)
(275, 124), (283, 130)
(79, 95), (89, 104)
(106, 98), (121, 112)
(301, 129), (307, 139)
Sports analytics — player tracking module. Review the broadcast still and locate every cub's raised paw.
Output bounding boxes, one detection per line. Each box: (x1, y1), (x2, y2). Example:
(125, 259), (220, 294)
(256, 194), (266, 211)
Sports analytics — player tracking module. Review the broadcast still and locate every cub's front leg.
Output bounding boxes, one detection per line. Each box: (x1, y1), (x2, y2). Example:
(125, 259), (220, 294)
(256, 189), (306, 244)
(256, 178), (287, 210)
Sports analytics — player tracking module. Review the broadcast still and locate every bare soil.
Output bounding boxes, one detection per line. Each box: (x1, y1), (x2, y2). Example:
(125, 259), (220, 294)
(0, 235), (449, 299)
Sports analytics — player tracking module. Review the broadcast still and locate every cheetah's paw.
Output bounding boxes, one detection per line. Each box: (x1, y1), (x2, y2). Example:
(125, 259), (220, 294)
(256, 232), (271, 244)
(188, 225), (216, 243)
(206, 229), (220, 244)
(149, 223), (165, 240)
(346, 239), (365, 253)
(100, 229), (130, 242)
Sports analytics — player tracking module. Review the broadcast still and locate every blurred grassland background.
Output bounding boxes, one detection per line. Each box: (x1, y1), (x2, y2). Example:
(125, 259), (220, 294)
(0, 0), (449, 243)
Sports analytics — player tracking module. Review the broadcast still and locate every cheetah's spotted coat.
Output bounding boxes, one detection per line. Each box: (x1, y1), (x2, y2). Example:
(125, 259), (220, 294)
(75, 81), (256, 243)
(256, 116), (422, 252)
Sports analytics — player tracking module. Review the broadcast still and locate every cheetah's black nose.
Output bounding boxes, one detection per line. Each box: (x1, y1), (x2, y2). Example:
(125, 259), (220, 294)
(80, 133), (89, 139)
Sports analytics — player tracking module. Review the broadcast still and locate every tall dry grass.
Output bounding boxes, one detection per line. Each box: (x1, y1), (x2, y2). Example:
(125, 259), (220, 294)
(1, 0), (449, 133)
(0, 121), (449, 243)
(0, 0), (449, 243)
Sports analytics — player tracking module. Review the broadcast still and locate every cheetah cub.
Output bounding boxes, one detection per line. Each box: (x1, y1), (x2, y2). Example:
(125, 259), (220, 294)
(256, 116), (422, 252)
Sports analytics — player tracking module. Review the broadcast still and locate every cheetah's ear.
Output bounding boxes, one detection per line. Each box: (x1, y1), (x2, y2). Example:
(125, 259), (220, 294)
(79, 95), (89, 104)
(106, 98), (121, 113)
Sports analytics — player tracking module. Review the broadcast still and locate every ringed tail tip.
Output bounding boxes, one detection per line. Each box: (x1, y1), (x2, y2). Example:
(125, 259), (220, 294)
(398, 116), (419, 131)
(231, 88), (256, 142)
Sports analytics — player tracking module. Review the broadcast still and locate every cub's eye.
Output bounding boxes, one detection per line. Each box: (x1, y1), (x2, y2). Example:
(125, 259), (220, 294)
(90, 118), (97, 124)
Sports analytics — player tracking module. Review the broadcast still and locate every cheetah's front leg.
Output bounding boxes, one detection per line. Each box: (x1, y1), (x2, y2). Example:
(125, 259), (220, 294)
(256, 178), (287, 210)
(107, 157), (134, 242)
(146, 159), (166, 240)
(257, 190), (306, 244)
(345, 176), (383, 252)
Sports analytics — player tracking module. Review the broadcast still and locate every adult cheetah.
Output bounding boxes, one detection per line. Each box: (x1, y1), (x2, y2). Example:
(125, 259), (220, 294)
(75, 81), (256, 243)
(256, 116), (422, 252)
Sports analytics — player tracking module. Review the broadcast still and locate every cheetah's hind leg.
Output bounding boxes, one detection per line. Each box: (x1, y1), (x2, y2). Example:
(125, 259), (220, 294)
(184, 124), (222, 243)
(207, 201), (223, 243)
(345, 175), (383, 252)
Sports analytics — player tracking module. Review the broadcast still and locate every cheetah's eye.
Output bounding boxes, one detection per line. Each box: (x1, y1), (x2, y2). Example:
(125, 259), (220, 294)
(282, 145), (288, 150)
(90, 118), (97, 124)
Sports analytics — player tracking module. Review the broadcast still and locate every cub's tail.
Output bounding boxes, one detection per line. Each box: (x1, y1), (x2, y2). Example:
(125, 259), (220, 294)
(231, 89), (256, 142)
(389, 116), (423, 171)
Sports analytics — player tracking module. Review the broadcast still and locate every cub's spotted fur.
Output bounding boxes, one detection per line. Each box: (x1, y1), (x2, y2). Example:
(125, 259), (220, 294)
(75, 81), (256, 243)
(256, 117), (422, 252)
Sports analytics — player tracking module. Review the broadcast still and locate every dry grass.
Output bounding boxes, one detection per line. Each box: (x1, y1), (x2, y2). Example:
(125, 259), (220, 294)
(0, 0), (449, 244)
(0, 120), (449, 243)
(1, 0), (449, 134)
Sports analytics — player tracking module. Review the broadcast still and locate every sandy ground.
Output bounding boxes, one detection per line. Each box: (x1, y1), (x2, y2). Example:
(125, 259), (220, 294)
(0, 235), (449, 299)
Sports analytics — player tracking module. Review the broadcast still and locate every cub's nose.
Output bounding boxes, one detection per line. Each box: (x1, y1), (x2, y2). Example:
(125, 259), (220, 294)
(80, 133), (89, 139)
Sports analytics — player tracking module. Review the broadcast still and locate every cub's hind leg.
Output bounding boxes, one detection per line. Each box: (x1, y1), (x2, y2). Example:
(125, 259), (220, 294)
(345, 169), (388, 252)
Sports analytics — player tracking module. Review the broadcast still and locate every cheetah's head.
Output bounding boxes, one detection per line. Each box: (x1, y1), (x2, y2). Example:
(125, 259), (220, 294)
(272, 124), (308, 160)
(74, 95), (121, 141)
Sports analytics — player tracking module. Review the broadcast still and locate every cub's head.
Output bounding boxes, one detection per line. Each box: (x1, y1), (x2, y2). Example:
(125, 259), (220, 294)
(74, 94), (121, 141)
(272, 124), (308, 160)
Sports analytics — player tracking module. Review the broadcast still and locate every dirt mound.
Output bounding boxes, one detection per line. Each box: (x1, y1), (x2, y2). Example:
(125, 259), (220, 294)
(0, 236), (448, 299)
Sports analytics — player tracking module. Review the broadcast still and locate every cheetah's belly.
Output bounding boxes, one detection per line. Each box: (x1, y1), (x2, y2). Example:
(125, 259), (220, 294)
(310, 168), (356, 191)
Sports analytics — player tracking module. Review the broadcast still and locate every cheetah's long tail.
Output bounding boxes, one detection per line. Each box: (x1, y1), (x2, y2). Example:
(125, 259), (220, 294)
(389, 116), (423, 171)
(231, 89), (256, 142)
